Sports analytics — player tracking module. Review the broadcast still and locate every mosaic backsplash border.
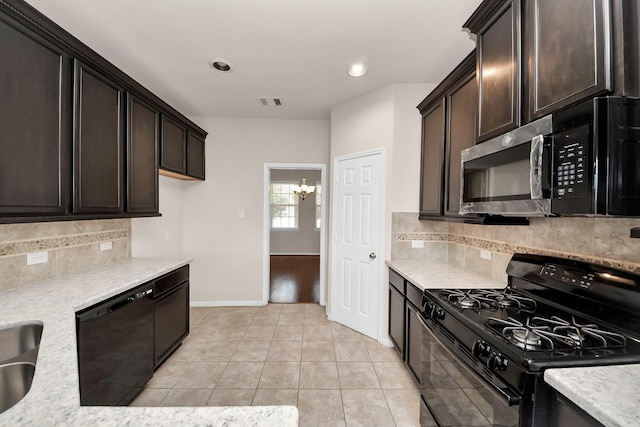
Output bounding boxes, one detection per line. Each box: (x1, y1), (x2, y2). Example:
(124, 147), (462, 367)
(396, 232), (640, 274)
(0, 229), (128, 258)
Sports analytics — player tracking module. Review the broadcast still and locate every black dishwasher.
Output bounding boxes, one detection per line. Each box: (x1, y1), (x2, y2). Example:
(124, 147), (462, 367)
(76, 283), (154, 406)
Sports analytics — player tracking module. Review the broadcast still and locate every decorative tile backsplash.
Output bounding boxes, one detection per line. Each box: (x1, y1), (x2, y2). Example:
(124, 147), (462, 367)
(0, 219), (131, 291)
(392, 213), (640, 282)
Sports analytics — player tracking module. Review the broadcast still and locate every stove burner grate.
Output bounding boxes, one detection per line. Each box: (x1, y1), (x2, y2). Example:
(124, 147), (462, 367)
(486, 315), (627, 351)
(440, 289), (537, 311)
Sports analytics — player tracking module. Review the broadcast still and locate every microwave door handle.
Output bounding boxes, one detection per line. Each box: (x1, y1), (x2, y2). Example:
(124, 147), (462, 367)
(530, 134), (545, 199)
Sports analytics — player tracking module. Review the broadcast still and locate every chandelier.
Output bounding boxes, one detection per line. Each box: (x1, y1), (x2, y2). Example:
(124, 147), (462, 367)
(293, 178), (315, 200)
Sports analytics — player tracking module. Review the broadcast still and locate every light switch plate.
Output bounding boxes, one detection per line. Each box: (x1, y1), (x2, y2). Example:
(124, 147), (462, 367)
(27, 251), (48, 265)
(481, 250), (492, 260)
(411, 240), (425, 249)
(100, 242), (113, 251)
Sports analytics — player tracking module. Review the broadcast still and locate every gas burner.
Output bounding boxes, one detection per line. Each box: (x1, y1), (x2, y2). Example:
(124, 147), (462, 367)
(459, 296), (480, 308)
(440, 289), (537, 311)
(508, 328), (545, 351)
(486, 315), (627, 351)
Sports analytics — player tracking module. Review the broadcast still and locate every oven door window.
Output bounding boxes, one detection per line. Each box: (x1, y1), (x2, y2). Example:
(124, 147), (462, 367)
(463, 142), (534, 202)
(421, 321), (519, 427)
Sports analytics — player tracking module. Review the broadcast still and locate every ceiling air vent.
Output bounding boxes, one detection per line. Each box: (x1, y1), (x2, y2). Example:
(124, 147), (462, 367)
(259, 97), (282, 106)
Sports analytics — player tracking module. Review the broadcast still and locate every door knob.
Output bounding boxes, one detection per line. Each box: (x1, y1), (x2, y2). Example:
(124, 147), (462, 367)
(369, 253), (377, 259)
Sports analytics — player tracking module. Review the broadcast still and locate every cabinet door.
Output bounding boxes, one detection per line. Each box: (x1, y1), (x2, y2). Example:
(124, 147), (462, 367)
(477, 1), (520, 141)
(127, 94), (159, 213)
(154, 281), (189, 368)
(160, 115), (187, 174)
(389, 284), (405, 357)
(419, 100), (446, 216)
(445, 72), (478, 217)
(73, 61), (124, 214)
(406, 302), (421, 382)
(0, 19), (70, 216)
(523, 0), (611, 120)
(186, 131), (205, 180)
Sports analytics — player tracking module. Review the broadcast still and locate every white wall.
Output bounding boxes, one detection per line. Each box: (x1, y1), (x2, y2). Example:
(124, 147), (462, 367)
(131, 175), (185, 258)
(180, 118), (330, 304)
(329, 83), (432, 342)
(270, 169), (321, 255)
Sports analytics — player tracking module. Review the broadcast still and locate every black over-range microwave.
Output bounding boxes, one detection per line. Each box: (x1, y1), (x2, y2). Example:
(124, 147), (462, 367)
(460, 96), (640, 217)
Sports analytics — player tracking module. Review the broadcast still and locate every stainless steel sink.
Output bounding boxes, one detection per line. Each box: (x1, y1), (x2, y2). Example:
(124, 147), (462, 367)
(0, 363), (36, 414)
(0, 322), (43, 414)
(0, 322), (43, 364)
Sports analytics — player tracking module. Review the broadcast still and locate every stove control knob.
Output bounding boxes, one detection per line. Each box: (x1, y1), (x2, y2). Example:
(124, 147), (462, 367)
(434, 307), (445, 320)
(472, 340), (491, 357)
(488, 353), (508, 371)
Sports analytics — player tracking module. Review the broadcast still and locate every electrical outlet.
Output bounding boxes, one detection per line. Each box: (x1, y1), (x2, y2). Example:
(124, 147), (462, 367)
(411, 240), (425, 249)
(481, 250), (492, 260)
(100, 241), (113, 251)
(27, 251), (48, 265)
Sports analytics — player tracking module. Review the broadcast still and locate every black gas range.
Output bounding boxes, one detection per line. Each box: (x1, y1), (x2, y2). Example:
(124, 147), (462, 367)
(418, 253), (640, 427)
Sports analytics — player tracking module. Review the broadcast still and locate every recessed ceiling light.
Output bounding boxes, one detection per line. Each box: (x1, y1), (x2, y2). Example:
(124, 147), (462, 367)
(348, 63), (367, 77)
(209, 58), (232, 73)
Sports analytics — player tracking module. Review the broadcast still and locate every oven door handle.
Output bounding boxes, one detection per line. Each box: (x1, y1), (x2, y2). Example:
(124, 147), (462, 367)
(416, 312), (521, 407)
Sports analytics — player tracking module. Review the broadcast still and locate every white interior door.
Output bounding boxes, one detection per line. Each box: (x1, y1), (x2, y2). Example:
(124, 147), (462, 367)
(332, 151), (382, 339)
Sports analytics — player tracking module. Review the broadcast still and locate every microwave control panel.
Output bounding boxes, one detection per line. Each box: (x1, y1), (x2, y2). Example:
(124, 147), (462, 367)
(553, 125), (590, 198)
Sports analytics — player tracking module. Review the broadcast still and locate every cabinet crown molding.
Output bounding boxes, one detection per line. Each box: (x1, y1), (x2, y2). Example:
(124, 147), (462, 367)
(463, 0), (511, 34)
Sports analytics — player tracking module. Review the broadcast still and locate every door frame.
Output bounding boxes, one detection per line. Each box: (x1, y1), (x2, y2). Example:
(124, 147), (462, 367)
(329, 148), (385, 340)
(263, 163), (327, 306)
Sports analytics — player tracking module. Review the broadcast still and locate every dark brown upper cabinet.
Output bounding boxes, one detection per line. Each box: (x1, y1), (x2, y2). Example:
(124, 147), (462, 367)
(186, 131), (206, 180)
(473, 0), (520, 142)
(0, 1), (207, 223)
(0, 16), (70, 217)
(160, 115), (187, 175)
(419, 100), (446, 216)
(418, 52), (478, 220)
(522, 0), (612, 121)
(127, 94), (159, 214)
(445, 71), (478, 217)
(159, 116), (206, 181)
(466, 0), (639, 133)
(73, 61), (124, 214)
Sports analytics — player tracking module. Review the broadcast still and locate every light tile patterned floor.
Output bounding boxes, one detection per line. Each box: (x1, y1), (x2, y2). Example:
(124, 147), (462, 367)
(131, 303), (421, 426)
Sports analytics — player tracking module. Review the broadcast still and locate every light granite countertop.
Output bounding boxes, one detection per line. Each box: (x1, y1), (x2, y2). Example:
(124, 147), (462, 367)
(545, 365), (640, 427)
(386, 259), (507, 290)
(0, 257), (298, 426)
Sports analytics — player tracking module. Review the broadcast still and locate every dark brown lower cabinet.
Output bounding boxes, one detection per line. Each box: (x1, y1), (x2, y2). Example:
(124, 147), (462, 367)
(389, 283), (405, 356)
(153, 266), (190, 368)
(551, 391), (603, 427)
(388, 268), (422, 384)
(405, 283), (422, 381)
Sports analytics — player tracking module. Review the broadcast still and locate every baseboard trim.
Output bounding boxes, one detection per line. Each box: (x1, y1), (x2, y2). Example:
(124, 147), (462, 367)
(191, 300), (265, 307)
(377, 335), (394, 348)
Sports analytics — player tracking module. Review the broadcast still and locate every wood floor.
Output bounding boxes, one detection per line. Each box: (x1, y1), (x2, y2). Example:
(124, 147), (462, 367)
(269, 255), (320, 303)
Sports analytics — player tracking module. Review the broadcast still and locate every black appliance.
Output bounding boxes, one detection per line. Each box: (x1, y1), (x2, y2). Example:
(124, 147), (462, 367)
(460, 96), (640, 217)
(76, 283), (154, 405)
(418, 253), (640, 427)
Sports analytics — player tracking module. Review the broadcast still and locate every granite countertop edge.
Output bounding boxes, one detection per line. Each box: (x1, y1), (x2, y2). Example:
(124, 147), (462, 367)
(545, 365), (640, 427)
(0, 257), (298, 426)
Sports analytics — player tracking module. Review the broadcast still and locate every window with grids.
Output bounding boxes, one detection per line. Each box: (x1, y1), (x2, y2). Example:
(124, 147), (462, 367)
(270, 182), (299, 229)
(315, 183), (322, 229)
